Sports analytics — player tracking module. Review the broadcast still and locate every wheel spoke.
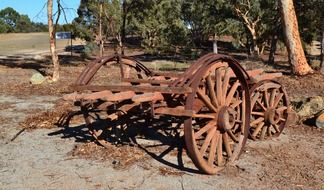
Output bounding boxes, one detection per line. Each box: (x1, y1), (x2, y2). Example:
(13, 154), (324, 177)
(276, 106), (287, 112)
(216, 69), (223, 105)
(267, 125), (272, 137)
(279, 117), (286, 122)
(197, 90), (218, 113)
(260, 124), (267, 140)
(256, 99), (267, 111)
(194, 121), (216, 139)
(264, 90), (270, 108)
(252, 122), (264, 137)
(223, 133), (233, 157)
(222, 68), (231, 104)
(206, 75), (218, 107)
(208, 131), (220, 165)
(273, 124), (280, 133)
(200, 128), (216, 156)
(269, 89), (276, 107)
(250, 117), (264, 127)
(225, 80), (239, 106)
(273, 93), (284, 108)
(227, 130), (239, 143)
(252, 111), (265, 116)
(217, 133), (224, 166)
(251, 92), (260, 108)
(230, 100), (242, 108)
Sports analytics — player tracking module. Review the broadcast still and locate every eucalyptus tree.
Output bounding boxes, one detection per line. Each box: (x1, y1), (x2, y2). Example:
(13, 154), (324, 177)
(279, 0), (313, 75)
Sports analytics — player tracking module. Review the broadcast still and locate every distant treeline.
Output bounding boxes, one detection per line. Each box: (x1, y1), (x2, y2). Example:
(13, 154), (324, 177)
(0, 7), (72, 33)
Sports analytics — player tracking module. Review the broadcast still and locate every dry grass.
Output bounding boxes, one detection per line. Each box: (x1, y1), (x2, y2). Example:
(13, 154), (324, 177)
(69, 142), (148, 169)
(19, 100), (74, 130)
(0, 32), (83, 55)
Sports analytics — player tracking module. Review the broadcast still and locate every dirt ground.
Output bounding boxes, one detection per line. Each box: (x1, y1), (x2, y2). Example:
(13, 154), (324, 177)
(0, 52), (323, 190)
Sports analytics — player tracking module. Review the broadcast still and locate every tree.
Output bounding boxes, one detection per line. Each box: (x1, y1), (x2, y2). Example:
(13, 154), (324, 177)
(295, 0), (324, 74)
(16, 15), (33, 33)
(131, 0), (186, 54)
(279, 0), (313, 75)
(0, 7), (20, 32)
(47, 0), (60, 81)
(320, 13), (324, 74)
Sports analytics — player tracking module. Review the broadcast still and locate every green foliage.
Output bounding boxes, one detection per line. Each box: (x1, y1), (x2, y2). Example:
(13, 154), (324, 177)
(0, 7), (20, 32)
(0, 7), (48, 33)
(130, 0), (187, 54)
(295, 0), (323, 44)
(71, 0), (322, 56)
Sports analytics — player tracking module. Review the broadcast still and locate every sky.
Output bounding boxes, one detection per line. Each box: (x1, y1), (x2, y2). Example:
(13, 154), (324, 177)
(0, 0), (80, 24)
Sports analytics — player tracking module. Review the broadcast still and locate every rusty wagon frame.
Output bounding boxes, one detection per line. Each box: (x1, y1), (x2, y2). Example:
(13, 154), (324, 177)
(64, 53), (290, 174)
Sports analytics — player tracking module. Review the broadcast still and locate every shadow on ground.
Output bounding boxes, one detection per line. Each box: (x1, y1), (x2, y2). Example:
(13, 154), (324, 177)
(49, 109), (201, 174)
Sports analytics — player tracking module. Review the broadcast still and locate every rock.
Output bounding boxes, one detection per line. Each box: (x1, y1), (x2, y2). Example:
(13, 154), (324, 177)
(33, 54), (45, 60)
(315, 112), (324, 128)
(297, 96), (324, 118)
(30, 72), (46, 84)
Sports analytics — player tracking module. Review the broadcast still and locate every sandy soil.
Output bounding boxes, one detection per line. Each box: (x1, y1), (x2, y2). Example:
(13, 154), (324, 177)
(0, 54), (323, 190)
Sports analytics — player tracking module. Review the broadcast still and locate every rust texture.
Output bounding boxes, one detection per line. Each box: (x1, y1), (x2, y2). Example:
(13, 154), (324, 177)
(64, 53), (290, 175)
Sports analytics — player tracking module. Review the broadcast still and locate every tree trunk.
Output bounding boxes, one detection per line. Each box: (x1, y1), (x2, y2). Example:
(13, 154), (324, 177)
(99, 2), (103, 57)
(320, 13), (324, 74)
(279, 0), (313, 75)
(47, 0), (59, 81)
(268, 34), (278, 64)
(121, 1), (127, 55)
(213, 34), (218, 54)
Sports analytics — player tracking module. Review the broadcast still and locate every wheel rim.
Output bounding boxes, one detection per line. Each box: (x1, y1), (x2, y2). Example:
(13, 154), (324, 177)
(184, 58), (250, 174)
(249, 80), (289, 140)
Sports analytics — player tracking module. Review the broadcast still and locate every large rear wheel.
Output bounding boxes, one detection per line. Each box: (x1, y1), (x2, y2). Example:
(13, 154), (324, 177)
(184, 56), (250, 174)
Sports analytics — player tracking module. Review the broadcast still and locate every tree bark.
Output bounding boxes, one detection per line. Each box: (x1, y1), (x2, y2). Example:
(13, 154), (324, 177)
(320, 13), (324, 74)
(279, 0), (313, 75)
(99, 1), (103, 57)
(47, 0), (59, 81)
(213, 34), (218, 54)
(268, 29), (279, 65)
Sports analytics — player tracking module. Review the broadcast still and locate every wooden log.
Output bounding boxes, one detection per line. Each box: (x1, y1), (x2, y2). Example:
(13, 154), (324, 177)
(132, 92), (164, 103)
(71, 84), (192, 94)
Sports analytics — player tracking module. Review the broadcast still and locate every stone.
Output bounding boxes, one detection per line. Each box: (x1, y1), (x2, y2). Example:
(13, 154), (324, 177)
(315, 112), (324, 128)
(33, 54), (45, 60)
(30, 72), (46, 84)
(297, 96), (324, 118)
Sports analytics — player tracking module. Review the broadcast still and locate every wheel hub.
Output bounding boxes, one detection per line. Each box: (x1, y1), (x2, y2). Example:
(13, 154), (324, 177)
(264, 108), (280, 125)
(217, 106), (236, 132)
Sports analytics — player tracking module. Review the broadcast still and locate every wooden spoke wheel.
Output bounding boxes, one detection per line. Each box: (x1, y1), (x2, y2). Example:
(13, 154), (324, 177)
(81, 102), (130, 148)
(75, 55), (151, 147)
(249, 80), (289, 140)
(184, 58), (250, 174)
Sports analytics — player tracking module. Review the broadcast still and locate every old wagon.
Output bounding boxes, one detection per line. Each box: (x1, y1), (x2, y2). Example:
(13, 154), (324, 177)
(64, 53), (291, 174)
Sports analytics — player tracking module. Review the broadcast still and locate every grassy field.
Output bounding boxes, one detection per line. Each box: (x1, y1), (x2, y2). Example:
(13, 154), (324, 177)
(0, 32), (83, 55)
